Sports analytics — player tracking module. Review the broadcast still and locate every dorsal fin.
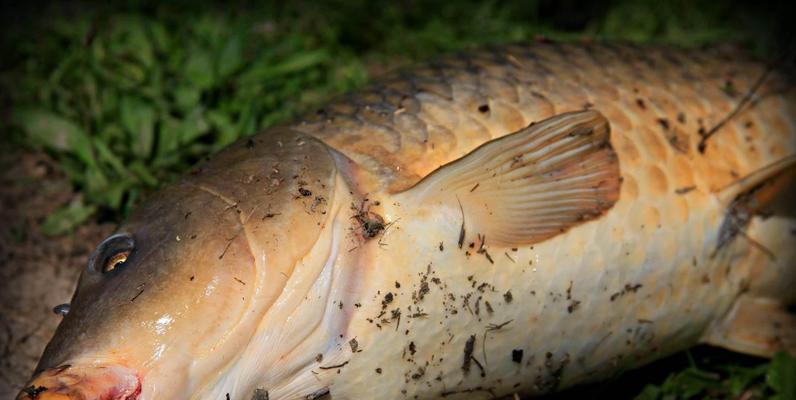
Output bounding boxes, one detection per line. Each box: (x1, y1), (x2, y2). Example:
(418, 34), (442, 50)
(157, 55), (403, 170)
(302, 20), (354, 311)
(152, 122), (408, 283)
(397, 110), (621, 247)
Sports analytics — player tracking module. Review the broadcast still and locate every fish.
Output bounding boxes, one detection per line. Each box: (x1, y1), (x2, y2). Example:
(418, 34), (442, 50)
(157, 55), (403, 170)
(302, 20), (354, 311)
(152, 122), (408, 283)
(17, 41), (796, 400)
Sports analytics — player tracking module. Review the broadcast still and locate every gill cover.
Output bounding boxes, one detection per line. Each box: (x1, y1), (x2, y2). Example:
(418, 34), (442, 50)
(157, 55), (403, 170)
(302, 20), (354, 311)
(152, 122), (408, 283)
(31, 129), (341, 399)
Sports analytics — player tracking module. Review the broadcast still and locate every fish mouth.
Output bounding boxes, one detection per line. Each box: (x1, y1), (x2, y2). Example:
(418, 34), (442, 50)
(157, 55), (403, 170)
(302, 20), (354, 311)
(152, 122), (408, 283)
(17, 364), (141, 400)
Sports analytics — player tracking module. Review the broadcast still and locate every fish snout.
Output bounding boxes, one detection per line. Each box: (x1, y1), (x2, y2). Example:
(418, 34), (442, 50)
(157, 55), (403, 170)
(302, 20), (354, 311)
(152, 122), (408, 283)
(17, 364), (141, 400)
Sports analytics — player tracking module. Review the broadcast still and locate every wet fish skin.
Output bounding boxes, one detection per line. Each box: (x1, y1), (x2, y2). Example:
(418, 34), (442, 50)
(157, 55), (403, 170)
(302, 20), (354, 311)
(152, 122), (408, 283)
(24, 128), (355, 399)
(19, 42), (796, 400)
(289, 42), (796, 398)
(299, 42), (794, 198)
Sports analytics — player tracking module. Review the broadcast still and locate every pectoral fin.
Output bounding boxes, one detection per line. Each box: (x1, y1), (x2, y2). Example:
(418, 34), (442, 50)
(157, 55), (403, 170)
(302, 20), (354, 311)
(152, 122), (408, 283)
(702, 295), (796, 357)
(398, 110), (621, 247)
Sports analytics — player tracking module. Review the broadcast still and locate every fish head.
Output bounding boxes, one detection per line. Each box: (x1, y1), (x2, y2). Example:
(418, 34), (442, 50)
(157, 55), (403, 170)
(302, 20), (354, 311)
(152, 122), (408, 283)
(20, 129), (355, 399)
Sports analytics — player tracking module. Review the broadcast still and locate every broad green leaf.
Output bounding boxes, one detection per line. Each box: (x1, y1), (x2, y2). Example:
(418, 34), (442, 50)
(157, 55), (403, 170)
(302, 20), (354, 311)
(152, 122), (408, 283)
(93, 60), (146, 90)
(93, 138), (127, 176)
(12, 108), (96, 168)
(98, 89), (120, 122)
(239, 49), (329, 84)
(193, 15), (227, 48)
(83, 166), (110, 203)
(217, 33), (244, 79)
(179, 108), (210, 144)
(726, 363), (767, 396)
(236, 103), (258, 136)
(768, 352), (796, 400)
(156, 114), (181, 159)
(174, 85), (201, 113)
(82, 74), (102, 122)
(120, 96), (156, 159)
(108, 15), (154, 68)
(102, 179), (133, 210)
(40, 196), (97, 236)
(147, 20), (171, 53)
(129, 160), (159, 187)
(207, 110), (238, 149)
(633, 385), (660, 400)
(97, 123), (124, 144)
(121, 187), (140, 216)
(60, 158), (88, 185)
(90, 36), (107, 61)
(184, 49), (216, 89)
(48, 51), (80, 88)
(115, 61), (148, 87)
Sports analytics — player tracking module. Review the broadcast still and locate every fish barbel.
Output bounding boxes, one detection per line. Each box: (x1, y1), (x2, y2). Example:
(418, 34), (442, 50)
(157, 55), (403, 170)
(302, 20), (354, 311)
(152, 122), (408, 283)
(18, 42), (796, 400)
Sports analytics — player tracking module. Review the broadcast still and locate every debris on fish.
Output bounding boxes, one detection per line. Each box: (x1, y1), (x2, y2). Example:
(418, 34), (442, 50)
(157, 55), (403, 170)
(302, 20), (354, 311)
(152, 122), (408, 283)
(18, 42), (796, 400)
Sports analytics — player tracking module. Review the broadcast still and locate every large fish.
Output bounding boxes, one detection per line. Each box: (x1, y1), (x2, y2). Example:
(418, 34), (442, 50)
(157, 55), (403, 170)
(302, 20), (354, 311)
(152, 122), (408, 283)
(18, 42), (796, 400)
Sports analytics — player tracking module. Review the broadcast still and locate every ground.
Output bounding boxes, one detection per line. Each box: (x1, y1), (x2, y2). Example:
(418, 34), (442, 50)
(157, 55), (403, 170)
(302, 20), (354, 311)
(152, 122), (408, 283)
(0, 151), (113, 397)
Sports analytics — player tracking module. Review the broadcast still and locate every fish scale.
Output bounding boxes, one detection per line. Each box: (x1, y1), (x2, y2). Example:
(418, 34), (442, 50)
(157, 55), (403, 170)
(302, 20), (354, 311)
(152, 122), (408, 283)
(297, 42), (792, 196)
(18, 42), (796, 400)
(286, 42), (795, 398)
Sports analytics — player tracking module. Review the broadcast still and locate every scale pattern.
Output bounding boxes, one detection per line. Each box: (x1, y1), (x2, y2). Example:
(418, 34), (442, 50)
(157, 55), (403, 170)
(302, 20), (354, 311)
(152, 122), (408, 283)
(288, 42), (796, 398)
(295, 41), (795, 195)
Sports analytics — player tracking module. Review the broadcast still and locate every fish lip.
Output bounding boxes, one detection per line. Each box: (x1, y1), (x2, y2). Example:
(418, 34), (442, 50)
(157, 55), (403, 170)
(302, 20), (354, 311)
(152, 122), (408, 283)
(17, 364), (141, 400)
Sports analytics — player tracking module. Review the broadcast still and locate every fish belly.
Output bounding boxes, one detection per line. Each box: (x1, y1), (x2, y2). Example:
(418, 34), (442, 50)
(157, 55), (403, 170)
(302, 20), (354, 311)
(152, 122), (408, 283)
(329, 189), (753, 398)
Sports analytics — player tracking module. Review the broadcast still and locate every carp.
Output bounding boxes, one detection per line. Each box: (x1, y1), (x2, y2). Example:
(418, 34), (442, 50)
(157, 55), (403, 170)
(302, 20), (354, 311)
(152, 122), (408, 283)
(18, 42), (796, 399)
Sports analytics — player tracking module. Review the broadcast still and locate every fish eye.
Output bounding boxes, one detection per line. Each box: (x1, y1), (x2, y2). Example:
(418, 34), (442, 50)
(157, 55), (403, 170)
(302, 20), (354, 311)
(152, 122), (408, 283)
(103, 250), (130, 273)
(89, 233), (134, 274)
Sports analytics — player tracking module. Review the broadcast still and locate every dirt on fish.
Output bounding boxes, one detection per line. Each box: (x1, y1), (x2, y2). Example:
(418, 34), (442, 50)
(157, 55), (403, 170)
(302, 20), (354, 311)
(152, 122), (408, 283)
(0, 150), (113, 398)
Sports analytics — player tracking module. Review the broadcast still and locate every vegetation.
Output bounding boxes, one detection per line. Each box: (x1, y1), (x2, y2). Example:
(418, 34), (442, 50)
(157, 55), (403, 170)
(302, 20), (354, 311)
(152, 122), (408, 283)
(4, 0), (790, 233)
(0, 1), (793, 398)
(631, 350), (795, 400)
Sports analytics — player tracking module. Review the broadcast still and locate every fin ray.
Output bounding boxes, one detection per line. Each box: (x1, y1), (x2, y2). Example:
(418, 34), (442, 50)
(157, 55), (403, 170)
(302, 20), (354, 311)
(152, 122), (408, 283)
(702, 295), (796, 357)
(398, 110), (622, 247)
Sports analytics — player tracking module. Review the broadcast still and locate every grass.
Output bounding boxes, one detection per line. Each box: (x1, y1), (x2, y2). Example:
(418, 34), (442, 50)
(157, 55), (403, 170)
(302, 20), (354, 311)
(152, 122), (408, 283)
(548, 347), (796, 400)
(2, 0), (781, 233)
(634, 351), (795, 400)
(0, 1), (793, 398)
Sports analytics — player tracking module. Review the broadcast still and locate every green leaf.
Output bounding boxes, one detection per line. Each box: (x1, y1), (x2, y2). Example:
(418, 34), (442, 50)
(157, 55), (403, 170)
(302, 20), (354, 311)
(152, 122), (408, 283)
(157, 115), (181, 159)
(93, 138), (127, 177)
(98, 89), (120, 123)
(147, 20), (171, 53)
(217, 33), (244, 79)
(239, 49), (329, 84)
(178, 108), (210, 144)
(174, 85), (201, 113)
(768, 352), (796, 399)
(206, 109), (238, 149)
(725, 363), (767, 396)
(12, 108), (96, 168)
(102, 179), (133, 210)
(83, 166), (110, 202)
(184, 49), (216, 89)
(633, 384), (661, 400)
(119, 96), (156, 159)
(40, 196), (97, 236)
(108, 15), (154, 68)
(235, 103), (258, 138)
(128, 161), (159, 187)
(193, 14), (228, 48)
